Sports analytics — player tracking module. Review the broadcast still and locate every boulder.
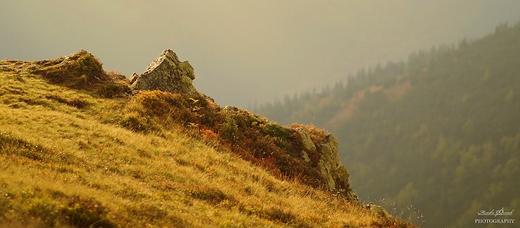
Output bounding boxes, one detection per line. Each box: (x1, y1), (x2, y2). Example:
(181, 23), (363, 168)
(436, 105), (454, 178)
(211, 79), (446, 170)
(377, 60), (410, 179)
(295, 127), (358, 201)
(297, 130), (315, 162)
(131, 49), (197, 95)
(365, 202), (392, 218)
(315, 134), (354, 194)
(30, 49), (108, 88)
(129, 72), (139, 84)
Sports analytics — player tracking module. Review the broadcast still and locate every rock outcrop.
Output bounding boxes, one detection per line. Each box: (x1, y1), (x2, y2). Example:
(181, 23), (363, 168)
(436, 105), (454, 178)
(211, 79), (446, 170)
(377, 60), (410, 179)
(297, 128), (358, 201)
(29, 49), (109, 88)
(108, 48), (359, 201)
(130, 49), (197, 95)
(365, 202), (392, 218)
(4, 49), (360, 203)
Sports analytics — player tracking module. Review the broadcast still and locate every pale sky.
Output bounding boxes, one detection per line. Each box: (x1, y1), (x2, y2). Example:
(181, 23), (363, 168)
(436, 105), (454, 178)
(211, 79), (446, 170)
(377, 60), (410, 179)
(2, 1), (520, 107)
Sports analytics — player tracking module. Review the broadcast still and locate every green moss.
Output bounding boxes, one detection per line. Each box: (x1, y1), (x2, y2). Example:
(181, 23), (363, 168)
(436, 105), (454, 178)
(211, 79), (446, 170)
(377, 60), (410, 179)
(178, 61), (195, 80)
(264, 123), (288, 139)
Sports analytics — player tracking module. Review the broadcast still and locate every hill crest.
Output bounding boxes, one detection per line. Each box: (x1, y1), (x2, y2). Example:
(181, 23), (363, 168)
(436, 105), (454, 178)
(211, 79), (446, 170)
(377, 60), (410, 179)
(0, 50), (416, 226)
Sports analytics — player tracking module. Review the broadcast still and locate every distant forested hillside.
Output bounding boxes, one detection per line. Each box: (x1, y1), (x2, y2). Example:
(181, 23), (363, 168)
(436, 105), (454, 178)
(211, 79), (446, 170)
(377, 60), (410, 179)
(254, 22), (520, 227)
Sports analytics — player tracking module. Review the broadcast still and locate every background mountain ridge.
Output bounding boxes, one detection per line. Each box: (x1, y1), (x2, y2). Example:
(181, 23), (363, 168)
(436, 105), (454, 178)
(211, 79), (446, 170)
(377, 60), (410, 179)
(254, 22), (520, 227)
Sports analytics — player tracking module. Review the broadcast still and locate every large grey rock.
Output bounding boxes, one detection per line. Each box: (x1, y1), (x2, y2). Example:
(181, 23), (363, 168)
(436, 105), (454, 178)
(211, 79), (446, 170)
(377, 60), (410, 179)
(316, 134), (358, 201)
(130, 49), (197, 94)
(296, 130), (315, 163)
(316, 134), (343, 190)
(298, 129), (358, 201)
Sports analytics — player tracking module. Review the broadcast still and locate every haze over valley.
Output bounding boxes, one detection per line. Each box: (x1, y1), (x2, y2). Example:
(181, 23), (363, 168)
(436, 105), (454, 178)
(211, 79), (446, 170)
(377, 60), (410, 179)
(2, 0), (520, 107)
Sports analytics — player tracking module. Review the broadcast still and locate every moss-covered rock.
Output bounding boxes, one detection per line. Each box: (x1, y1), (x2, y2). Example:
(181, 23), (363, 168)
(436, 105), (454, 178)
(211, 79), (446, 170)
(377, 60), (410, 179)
(31, 49), (109, 89)
(130, 49), (197, 95)
(296, 127), (358, 201)
(123, 49), (358, 202)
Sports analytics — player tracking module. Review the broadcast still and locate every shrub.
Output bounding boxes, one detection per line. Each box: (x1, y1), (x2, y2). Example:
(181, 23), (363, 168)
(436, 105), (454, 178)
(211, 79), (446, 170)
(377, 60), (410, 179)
(127, 91), (223, 132)
(288, 123), (327, 144)
(120, 112), (158, 133)
(264, 123), (289, 139)
(97, 82), (131, 98)
(220, 116), (239, 143)
(135, 91), (172, 117)
(121, 90), (334, 191)
(18, 194), (116, 228)
(76, 53), (104, 78)
(60, 196), (116, 228)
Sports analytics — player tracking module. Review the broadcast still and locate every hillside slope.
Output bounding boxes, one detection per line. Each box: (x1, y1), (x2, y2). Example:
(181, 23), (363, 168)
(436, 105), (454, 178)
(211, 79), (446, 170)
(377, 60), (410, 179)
(255, 22), (520, 227)
(0, 51), (413, 227)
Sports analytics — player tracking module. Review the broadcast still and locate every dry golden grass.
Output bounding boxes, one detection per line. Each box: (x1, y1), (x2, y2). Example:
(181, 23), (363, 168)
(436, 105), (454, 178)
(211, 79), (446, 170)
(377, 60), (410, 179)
(0, 59), (415, 227)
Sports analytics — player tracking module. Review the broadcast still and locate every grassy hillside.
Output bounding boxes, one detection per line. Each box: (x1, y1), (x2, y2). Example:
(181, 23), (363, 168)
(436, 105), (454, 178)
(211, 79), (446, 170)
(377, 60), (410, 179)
(255, 22), (520, 227)
(0, 53), (413, 227)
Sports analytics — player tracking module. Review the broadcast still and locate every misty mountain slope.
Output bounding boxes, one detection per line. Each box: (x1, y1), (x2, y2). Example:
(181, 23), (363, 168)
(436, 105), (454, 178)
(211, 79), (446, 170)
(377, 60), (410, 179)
(4, 1), (520, 108)
(0, 52), (415, 227)
(255, 22), (520, 227)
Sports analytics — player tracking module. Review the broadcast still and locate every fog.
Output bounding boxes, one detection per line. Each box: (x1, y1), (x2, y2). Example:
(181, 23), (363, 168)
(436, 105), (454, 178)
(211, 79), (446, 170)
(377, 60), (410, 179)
(2, 0), (520, 107)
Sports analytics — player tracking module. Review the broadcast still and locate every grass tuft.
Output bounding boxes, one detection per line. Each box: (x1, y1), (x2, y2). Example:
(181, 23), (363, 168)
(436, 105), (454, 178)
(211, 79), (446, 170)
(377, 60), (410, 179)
(187, 185), (235, 205)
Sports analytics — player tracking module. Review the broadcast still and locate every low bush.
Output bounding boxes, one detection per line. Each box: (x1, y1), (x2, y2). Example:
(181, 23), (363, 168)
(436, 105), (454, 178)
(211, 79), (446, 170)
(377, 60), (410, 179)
(121, 91), (333, 189)
(97, 82), (131, 98)
(120, 112), (160, 133)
